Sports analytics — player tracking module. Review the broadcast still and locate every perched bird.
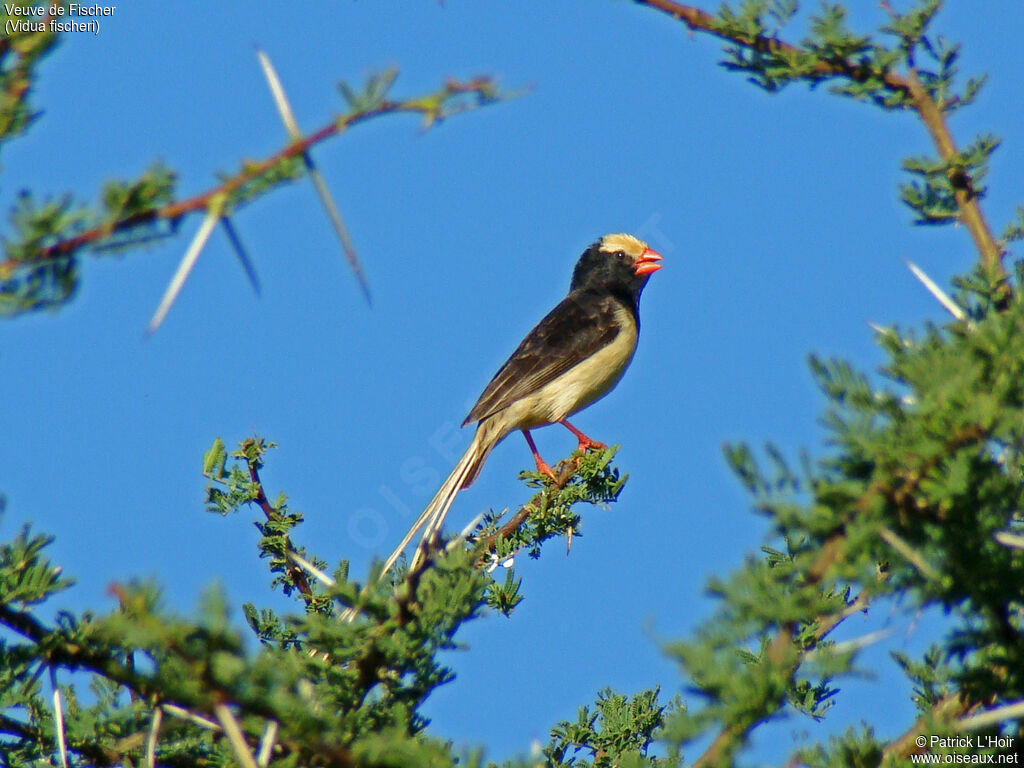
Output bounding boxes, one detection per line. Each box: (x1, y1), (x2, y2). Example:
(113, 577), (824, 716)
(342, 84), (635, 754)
(382, 233), (663, 573)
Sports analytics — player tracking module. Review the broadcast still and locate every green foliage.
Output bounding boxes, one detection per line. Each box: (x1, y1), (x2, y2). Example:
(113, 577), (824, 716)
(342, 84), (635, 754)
(0, 162), (181, 313)
(479, 446), (627, 561)
(1, 436), (628, 767)
(0, 2), (62, 153)
(659, 264), (1024, 763)
(471, 448), (625, 616)
(5, 2), (1024, 767)
(793, 725), (886, 768)
(218, 154), (306, 213)
(544, 688), (679, 768)
(901, 134), (1000, 225)
(0, 191), (85, 314)
(999, 205), (1024, 246)
(706, 0), (1006, 238)
(893, 645), (958, 713)
(0, 522), (72, 608)
(338, 67), (400, 112)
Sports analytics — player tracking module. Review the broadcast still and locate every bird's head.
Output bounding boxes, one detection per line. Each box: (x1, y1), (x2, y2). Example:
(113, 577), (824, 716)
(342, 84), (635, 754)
(570, 233), (663, 296)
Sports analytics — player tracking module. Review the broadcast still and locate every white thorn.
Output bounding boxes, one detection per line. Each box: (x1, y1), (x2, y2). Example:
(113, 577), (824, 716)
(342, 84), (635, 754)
(147, 207), (219, 335)
(804, 628), (893, 661)
(957, 699), (1024, 732)
(255, 47), (369, 303)
(905, 259), (967, 321)
(52, 689), (69, 768)
(879, 526), (942, 581)
(288, 550), (335, 587)
(214, 703), (260, 768)
(161, 704), (221, 731)
(306, 165), (370, 303)
(257, 720), (279, 767)
(146, 706), (162, 768)
(454, 510), (488, 543)
(995, 531), (1024, 549)
(255, 48), (301, 139)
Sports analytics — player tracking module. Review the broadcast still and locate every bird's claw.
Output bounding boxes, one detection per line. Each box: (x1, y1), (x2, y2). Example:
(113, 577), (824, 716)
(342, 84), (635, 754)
(534, 458), (557, 481)
(576, 437), (607, 453)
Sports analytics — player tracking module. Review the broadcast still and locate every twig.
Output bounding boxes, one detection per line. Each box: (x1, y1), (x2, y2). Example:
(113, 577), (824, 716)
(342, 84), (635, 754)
(815, 589), (871, 642)
(245, 455), (314, 598)
(341, 454), (584, 624)
(474, 455), (585, 558)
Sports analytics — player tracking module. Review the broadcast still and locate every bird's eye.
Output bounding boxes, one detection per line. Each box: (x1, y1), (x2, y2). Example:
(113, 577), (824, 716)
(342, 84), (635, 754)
(615, 250), (626, 259)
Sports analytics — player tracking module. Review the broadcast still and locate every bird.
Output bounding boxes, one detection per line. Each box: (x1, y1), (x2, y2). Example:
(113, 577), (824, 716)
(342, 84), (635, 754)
(381, 233), (663, 574)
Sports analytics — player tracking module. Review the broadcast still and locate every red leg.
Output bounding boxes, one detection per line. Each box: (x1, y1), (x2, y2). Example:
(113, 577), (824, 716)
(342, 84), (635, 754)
(522, 430), (556, 480)
(559, 420), (607, 452)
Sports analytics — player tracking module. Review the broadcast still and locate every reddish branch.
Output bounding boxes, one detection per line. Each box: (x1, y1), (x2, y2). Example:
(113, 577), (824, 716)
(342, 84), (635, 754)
(634, 0), (1005, 283)
(473, 454), (585, 559)
(244, 456), (314, 599)
(0, 77), (496, 275)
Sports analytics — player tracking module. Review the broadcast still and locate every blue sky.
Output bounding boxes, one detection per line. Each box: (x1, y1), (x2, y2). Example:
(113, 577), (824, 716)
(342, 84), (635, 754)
(4, 1), (1024, 762)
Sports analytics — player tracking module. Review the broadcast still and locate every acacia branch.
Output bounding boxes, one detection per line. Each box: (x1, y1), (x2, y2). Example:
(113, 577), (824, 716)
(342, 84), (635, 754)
(633, 0), (1005, 282)
(0, 602), (358, 768)
(691, 423), (989, 768)
(244, 456), (314, 600)
(0, 76), (499, 274)
(473, 453), (587, 558)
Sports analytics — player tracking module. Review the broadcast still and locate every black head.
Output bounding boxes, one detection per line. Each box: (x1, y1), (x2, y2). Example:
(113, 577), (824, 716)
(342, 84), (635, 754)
(570, 233), (663, 302)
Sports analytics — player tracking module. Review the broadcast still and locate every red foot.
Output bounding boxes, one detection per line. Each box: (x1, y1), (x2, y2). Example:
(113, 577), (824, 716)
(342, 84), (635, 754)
(559, 420), (607, 452)
(534, 456), (557, 480)
(522, 429), (557, 481)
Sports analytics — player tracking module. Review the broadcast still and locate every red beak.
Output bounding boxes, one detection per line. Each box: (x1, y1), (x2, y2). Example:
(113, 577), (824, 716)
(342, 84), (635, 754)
(634, 248), (664, 276)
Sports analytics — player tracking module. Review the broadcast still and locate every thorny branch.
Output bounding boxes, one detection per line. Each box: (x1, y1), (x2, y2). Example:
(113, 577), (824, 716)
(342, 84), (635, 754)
(690, 423), (990, 768)
(243, 455), (314, 600)
(0, 76), (499, 277)
(473, 453), (588, 559)
(634, 0), (1005, 285)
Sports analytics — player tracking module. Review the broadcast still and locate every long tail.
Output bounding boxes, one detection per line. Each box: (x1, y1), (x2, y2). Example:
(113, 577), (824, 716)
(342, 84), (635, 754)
(380, 420), (499, 575)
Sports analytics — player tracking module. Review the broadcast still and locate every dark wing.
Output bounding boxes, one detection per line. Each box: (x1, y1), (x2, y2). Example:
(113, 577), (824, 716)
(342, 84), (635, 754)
(463, 290), (622, 425)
